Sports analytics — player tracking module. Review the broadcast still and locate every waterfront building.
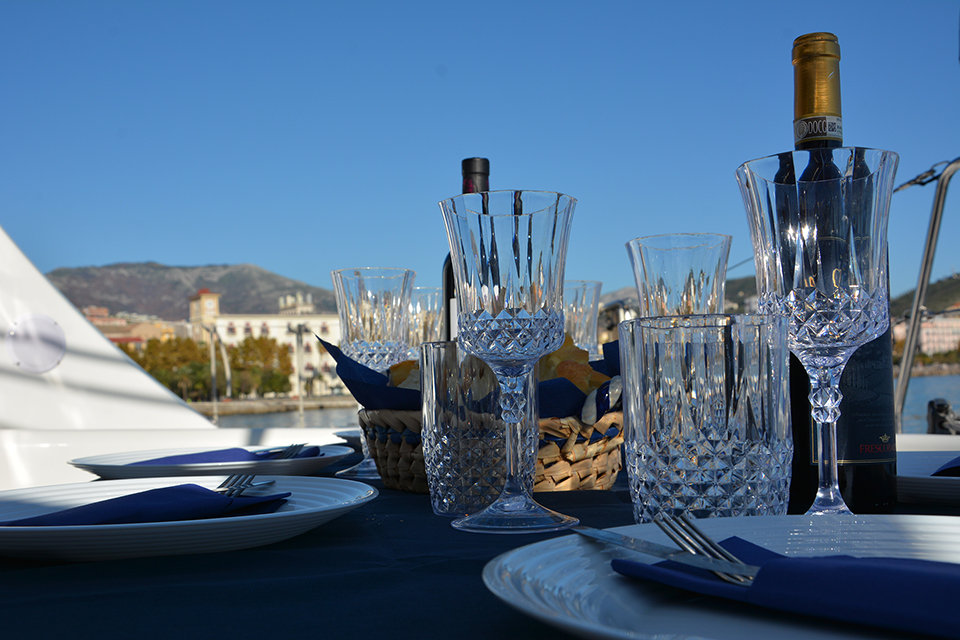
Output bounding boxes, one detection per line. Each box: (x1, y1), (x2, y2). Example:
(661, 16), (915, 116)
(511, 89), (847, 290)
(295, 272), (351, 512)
(83, 306), (184, 349)
(187, 289), (345, 397)
(893, 307), (960, 355)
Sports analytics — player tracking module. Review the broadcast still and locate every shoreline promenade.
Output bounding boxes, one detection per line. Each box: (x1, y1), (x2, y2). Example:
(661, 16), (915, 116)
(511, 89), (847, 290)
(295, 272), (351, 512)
(191, 395), (358, 416)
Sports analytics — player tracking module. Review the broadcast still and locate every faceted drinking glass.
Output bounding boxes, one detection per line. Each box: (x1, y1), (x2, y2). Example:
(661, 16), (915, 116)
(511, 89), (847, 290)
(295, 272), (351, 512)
(420, 341), (514, 517)
(439, 190), (577, 533)
(736, 147), (899, 515)
(619, 314), (792, 522)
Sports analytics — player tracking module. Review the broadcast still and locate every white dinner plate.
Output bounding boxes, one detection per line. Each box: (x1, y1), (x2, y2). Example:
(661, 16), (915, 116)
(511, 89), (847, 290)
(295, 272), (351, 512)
(335, 430), (362, 451)
(0, 475), (377, 561)
(896, 450), (960, 505)
(69, 444), (353, 479)
(483, 514), (960, 640)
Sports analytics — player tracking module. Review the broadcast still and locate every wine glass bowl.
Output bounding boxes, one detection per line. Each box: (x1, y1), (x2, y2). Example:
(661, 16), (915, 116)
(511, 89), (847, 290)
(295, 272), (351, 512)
(407, 287), (443, 360)
(331, 267), (416, 373)
(331, 266), (416, 480)
(440, 190), (577, 533)
(737, 147), (899, 515)
(625, 233), (732, 317)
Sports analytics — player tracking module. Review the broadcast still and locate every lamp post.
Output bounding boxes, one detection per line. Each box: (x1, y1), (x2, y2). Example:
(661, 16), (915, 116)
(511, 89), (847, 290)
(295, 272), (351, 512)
(203, 324), (232, 425)
(287, 323), (307, 428)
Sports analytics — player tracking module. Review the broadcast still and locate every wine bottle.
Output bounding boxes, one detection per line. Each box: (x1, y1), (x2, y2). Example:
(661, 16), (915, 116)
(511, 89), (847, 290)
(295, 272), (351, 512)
(785, 33), (897, 514)
(441, 158), (490, 341)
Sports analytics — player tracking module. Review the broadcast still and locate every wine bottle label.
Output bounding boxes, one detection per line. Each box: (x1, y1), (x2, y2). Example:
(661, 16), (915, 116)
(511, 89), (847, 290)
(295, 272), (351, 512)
(808, 332), (897, 465)
(794, 116), (843, 146)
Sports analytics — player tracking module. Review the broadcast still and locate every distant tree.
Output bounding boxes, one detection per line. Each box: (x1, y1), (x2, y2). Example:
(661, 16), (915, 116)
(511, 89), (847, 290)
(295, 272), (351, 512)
(119, 334), (294, 400)
(227, 336), (293, 397)
(120, 337), (212, 401)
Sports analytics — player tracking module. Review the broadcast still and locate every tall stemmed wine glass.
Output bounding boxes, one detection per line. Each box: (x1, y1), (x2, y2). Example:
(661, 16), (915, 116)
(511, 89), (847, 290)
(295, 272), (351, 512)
(440, 190), (578, 533)
(331, 267), (416, 479)
(737, 147), (899, 515)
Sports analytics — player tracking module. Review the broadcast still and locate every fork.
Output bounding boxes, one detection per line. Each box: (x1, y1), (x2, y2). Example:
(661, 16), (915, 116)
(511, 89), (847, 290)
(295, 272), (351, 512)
(216, 443), (305, 497)
(655, 514), (754, 586)
(216, 474), (262, 497)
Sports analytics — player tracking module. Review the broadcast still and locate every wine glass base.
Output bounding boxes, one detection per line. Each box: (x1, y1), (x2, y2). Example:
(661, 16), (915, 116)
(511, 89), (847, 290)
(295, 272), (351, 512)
(806, 491), (854, 516)
(451, 493), (579, 534)
(335, 456), (381, 480)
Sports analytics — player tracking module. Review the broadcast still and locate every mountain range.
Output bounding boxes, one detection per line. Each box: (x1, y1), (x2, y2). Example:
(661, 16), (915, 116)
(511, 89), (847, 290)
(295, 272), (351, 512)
(46, 263), (337, 321)
(47, 262), (960, 322)
(600, 274), (960, 318)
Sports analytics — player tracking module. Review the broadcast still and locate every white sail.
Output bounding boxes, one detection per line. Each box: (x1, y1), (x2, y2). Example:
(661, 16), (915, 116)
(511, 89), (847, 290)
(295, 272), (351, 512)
(0, 225), (214, 430)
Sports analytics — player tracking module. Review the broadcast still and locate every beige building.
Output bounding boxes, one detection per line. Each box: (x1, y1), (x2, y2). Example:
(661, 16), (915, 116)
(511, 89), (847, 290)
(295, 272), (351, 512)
(187, 289), (345, 397)
(893, 308), (960, 355)
(84, 306), (181, 350)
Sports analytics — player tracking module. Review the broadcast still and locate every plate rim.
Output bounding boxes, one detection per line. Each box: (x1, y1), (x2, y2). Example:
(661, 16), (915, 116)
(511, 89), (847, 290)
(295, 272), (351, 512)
(69, 443), (353, 467)
(0, 475), (377, 536)
(482, 514), (960, 640)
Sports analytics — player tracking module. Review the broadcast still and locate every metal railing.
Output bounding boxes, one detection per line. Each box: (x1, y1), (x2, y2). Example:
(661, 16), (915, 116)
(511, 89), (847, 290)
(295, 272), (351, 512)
(893, 156), (960, 432)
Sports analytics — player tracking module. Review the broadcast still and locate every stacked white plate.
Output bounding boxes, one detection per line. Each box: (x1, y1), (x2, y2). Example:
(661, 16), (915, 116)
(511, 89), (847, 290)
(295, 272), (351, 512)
(0, 475), (376, 561)
(69, 444), (353, 479)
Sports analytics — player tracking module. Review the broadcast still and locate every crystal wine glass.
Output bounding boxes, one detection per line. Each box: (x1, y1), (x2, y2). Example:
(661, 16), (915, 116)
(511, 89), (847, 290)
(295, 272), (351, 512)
(331, 266), (416, 479)
(407, 287), (443, 360)
(737, 147), (899, 515)
(331, 267), (416, 372)
(439, 190), (578, 533)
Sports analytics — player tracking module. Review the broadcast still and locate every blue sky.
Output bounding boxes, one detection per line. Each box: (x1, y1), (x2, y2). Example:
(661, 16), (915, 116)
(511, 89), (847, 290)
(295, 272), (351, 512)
(2, 1), (959, 307)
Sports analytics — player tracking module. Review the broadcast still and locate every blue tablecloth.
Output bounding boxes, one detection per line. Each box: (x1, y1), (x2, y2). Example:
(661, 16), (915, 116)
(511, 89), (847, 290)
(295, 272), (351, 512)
(0, 451), (633, 640)
(0, 451), (956, 640)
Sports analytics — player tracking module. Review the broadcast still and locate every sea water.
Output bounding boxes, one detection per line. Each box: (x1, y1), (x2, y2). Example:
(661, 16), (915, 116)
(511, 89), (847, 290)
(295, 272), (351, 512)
(216, 407), (359, 430)
(214, 374), (960, 435)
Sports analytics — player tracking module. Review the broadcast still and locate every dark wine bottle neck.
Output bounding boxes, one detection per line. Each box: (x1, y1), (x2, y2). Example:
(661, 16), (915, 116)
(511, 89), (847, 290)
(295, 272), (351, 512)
(462, 176), (489, 194)
(795, 138), (842, 151)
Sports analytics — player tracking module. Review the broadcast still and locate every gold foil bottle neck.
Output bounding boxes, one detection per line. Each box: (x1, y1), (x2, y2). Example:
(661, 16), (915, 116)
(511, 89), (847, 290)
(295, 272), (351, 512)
(793, 32), (842, 145)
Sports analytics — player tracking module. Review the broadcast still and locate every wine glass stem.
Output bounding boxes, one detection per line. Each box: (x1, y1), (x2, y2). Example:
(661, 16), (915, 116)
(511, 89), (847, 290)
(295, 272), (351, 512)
(494, 367), (537, 502)
(807, 364), (852, 515)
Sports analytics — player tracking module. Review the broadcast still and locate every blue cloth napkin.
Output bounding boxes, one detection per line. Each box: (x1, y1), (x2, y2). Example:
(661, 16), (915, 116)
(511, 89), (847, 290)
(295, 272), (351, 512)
(932, 454), (960, 476)
(318, 336), (620, 417)
(612, 536), (960, 639)
(0, 484), (291, 526)
(129, 446), (322, 466)
(319, 338), (420, 411)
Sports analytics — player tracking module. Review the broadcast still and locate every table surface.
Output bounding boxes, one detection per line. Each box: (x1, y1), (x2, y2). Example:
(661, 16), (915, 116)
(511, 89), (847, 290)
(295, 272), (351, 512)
(0, 451), (955, 640)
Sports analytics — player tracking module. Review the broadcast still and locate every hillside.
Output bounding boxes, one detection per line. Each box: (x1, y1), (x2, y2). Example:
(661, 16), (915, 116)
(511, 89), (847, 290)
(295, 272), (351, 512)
(601, 274), (960, 317)
(45, 261), (960, 323)
(46, 262), (337, 321)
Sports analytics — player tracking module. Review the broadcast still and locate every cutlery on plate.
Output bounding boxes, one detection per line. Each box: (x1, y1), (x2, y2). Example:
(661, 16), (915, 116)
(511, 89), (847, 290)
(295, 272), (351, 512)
(572, 525), (759, 580)
(654, 515), (754, 585)
(216, 475), (276, 497)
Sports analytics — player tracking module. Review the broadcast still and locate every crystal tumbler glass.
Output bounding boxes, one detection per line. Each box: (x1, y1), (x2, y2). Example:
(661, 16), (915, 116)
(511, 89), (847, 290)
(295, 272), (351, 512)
(420, 341), (519, 517)
(619, 314), (792, 523)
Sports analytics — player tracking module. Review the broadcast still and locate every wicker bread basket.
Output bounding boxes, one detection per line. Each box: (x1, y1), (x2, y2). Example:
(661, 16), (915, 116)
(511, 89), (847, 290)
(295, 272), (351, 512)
(358, 408), (623, 494)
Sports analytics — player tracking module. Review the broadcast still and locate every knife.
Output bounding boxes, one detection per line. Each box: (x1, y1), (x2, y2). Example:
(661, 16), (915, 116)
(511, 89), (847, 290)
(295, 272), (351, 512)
(572, 525), (760, 578)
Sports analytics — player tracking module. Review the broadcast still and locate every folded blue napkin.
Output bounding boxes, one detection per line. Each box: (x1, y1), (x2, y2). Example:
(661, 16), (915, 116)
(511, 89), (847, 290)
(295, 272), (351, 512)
(932, 454), (960, 477)
(319, 338), (420, 411)
(129, 446), (322, 466)
(318, 336), (621, 418)
(612, 536), (960, 639)
(0, 484), (291, 526)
